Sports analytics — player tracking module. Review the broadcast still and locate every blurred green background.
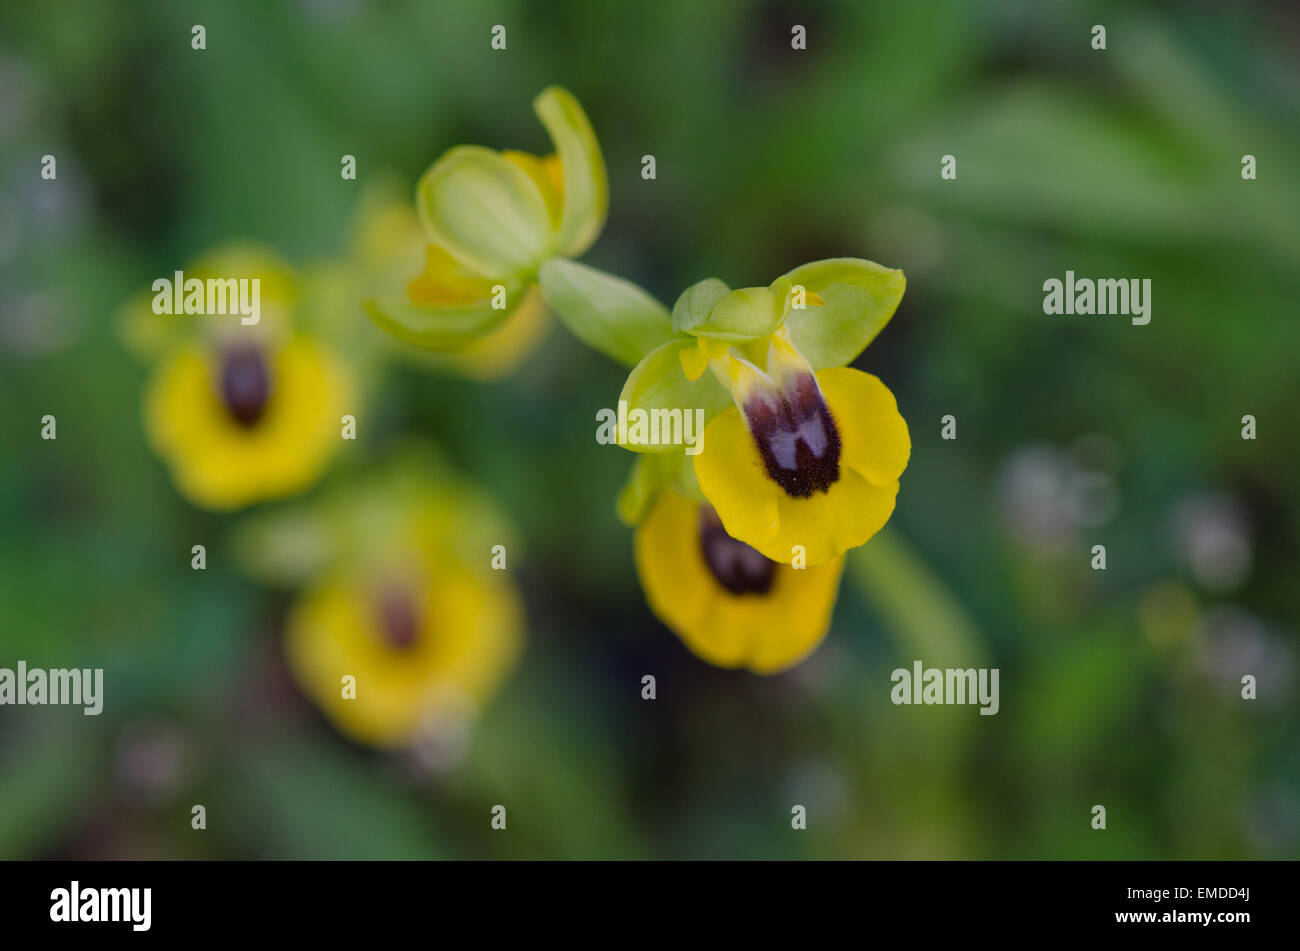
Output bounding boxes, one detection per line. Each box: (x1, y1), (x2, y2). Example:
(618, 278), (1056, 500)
(2, 0), (1297, 859)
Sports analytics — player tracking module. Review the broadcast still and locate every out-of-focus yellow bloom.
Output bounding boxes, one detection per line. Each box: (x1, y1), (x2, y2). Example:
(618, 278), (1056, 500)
(145, 338), (351, 511)
(634, 490), (844, 674)
(351, 195), (552, 379)
(235, 454), (524, 751)
(364, 87), (606, 370)
(287, 562), (521, 749)
(125, 245), (356, 511)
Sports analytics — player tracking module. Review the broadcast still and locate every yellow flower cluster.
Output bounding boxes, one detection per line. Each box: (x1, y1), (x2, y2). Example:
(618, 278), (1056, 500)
(122, 249), (528, 748)
(363, 89), (912, 675)
(122, 85), (912, 752)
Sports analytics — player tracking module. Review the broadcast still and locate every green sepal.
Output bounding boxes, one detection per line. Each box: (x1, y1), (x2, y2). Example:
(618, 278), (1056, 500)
(537, 258), (678, 367)
(364, 281), (523, 352)
(616, 452), (705, 527)
(615, 338), (733, 453)
(778, 258), (906, 369)
(416, 145), (554, 279)
(670, 278), (731, 333)
(534, 86), (608, 258)
(676, 284), (786, 342)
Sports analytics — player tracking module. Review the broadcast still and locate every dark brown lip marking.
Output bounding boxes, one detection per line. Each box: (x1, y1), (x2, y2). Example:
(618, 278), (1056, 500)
(219, 346), (271, 427)
(699, 506), (776, 596)
(743, 372), (840, 498)
(376, 588), (421, 650)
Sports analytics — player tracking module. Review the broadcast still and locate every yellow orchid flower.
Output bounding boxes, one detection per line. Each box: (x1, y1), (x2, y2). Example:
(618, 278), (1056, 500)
(125, 245), (356, 511)
(611, 258), (911, 567)
(635, 491), (845, 674)
(235, 453), (524, 751)
(145, 338), (353, 511)
(286, 561), (521, 749)
(693, 338), (910, 567)
(365, 87), (607, 363)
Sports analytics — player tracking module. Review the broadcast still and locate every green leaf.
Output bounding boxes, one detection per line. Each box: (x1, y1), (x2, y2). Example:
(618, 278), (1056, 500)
(416, 145), (553, 278)
(364, 285), (520, 352)
(779, 258), (906, 368)
(534, 86), (608, 258)
(537, 258), (677, 366)
(616, 338), (733, 453)
(670, 278), (731, 333)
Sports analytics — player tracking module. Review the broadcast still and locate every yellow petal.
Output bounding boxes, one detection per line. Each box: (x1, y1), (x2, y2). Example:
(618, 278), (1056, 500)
(502, 150), (564, 227)
(540, 154), (565, 203)
(691, 407), (781, 544)
(768, 468), (900, 565)
(406, 243), (498, 306)
(634, 493), (844, 673)
(817, 367), (911, 486)
(678, 337), (711, 382)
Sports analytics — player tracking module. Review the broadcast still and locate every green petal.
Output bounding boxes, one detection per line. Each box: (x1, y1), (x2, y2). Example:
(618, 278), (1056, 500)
(534, 86), (608, 258)
(678, 285), (785, 341)
(364, 287), (520, 352)
(416, 145), (553, 279)
(670, 278), (731, 333)
(778, 258), (906, 369)
(537, 258), (678, 366)
(617, 338), (734, 453)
